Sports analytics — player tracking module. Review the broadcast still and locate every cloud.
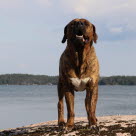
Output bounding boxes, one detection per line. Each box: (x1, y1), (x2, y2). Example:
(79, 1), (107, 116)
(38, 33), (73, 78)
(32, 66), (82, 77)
(109, 27), (123, 33)
(0, 0), (24, 8)
(0, 0), (135, 76)
(0, 0), (52, 9)
(59, 0), (136, 33)
(19, 64), (28, 69)
(96, 39), (136, 76)
(35, 0), (52, 7)
(60, 0), (136, 17)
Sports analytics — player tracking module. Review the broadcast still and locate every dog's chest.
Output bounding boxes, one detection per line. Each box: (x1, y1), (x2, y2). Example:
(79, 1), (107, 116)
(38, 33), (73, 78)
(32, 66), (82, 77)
(74, 52), (89, 75)
(75, 52), (80, 67)
(70, 77), (91, 91)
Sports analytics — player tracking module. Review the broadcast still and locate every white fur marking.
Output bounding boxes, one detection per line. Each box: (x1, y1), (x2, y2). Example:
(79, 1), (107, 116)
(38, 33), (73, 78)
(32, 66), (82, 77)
(70, 77), (91, 91)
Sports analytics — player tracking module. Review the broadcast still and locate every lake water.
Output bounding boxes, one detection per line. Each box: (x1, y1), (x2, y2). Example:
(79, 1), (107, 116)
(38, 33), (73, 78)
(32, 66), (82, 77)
(0, 85), (136, 129)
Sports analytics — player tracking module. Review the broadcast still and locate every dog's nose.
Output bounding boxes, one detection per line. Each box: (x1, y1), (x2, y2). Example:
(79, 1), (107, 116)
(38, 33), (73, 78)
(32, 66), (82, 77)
(76, 21), (84, 28)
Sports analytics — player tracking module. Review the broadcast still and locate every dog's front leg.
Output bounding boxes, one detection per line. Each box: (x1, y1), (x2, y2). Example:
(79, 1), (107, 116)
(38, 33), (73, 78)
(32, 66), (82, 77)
(85, 81), (98, 126)
(58, 82), (65, 127)
(65, 90), (75, 129)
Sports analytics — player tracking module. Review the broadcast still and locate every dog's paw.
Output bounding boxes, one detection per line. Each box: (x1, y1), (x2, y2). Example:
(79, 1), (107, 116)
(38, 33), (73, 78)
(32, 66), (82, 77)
(88, 125), (100, 134)
(65, 124), (74, 132)
(58, 122), (66, 130)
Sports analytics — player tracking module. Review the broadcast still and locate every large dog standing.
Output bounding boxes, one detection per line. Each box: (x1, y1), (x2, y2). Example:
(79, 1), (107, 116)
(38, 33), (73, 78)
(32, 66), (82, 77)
(58, 18), (99, 129)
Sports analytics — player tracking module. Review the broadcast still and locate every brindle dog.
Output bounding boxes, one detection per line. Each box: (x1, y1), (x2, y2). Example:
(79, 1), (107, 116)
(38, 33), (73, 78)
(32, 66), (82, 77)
(58, 18), (99, 129)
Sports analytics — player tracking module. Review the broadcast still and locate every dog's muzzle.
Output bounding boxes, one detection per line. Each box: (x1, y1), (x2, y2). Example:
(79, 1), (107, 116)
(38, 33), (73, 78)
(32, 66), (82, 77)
(73, 21), (89, 44)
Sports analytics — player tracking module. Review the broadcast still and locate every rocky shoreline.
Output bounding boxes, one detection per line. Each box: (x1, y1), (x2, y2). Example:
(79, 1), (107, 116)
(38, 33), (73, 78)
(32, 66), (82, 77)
(0, 115), (136, 136)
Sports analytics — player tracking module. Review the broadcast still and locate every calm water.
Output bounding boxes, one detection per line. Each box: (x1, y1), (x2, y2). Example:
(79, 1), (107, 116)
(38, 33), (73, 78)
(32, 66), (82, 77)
(0, 85), (136, 129)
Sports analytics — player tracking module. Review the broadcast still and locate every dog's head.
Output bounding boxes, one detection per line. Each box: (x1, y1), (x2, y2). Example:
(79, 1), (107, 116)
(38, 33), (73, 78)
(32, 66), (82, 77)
(62, 18), (98, 46)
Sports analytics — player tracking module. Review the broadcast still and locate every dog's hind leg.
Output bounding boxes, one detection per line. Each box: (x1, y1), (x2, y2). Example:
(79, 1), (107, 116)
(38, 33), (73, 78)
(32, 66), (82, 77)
(58, 82), (65, 127)
(65, 89), (75, 129)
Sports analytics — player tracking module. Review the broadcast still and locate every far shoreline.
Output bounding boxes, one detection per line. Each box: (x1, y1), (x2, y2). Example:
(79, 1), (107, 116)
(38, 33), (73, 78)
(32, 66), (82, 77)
(0, 74), (136, 85)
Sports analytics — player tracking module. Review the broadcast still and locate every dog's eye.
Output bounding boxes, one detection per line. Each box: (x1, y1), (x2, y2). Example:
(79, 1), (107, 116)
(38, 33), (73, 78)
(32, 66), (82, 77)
(84, 22), (89, 26)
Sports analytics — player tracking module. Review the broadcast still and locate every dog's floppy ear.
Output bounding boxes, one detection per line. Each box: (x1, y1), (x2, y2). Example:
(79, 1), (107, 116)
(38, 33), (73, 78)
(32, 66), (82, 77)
(92, 24), (98, 43)
(62, 25), (68, 43)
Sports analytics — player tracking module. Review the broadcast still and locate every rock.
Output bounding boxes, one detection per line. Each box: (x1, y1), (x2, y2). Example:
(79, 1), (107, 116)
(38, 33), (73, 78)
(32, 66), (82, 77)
(1, 115), (136, 136)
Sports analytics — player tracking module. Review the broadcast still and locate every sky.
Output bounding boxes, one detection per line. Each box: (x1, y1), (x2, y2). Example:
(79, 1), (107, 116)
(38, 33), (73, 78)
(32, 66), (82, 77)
(0, 0), (136, 76)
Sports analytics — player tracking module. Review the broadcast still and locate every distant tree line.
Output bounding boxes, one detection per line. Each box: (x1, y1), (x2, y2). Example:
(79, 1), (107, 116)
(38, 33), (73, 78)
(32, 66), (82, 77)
(99, 76), (136, 85)
(0, 74), (58, 85)
(0, 74), (136, 85)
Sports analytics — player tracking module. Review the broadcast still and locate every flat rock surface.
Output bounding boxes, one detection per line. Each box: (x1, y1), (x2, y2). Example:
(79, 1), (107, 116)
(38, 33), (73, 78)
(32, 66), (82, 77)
(0, 115), (136, 136)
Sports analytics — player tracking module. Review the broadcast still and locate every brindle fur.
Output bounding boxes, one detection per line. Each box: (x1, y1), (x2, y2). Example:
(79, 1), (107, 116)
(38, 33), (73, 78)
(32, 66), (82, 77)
(58, 19), (99, 128)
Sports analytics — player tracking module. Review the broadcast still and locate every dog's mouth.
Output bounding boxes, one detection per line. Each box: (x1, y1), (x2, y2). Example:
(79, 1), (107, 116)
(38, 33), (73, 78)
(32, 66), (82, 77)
(75, 34), (89, 43)
(73, 26), (90, 45)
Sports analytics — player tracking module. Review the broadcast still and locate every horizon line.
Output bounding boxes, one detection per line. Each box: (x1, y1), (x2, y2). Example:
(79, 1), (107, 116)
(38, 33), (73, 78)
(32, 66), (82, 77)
(0, 73), (136, 77)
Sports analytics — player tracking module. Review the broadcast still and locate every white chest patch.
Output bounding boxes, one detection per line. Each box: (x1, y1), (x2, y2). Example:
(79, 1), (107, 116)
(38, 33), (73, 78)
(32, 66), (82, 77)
(70, 77), (91, 91)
